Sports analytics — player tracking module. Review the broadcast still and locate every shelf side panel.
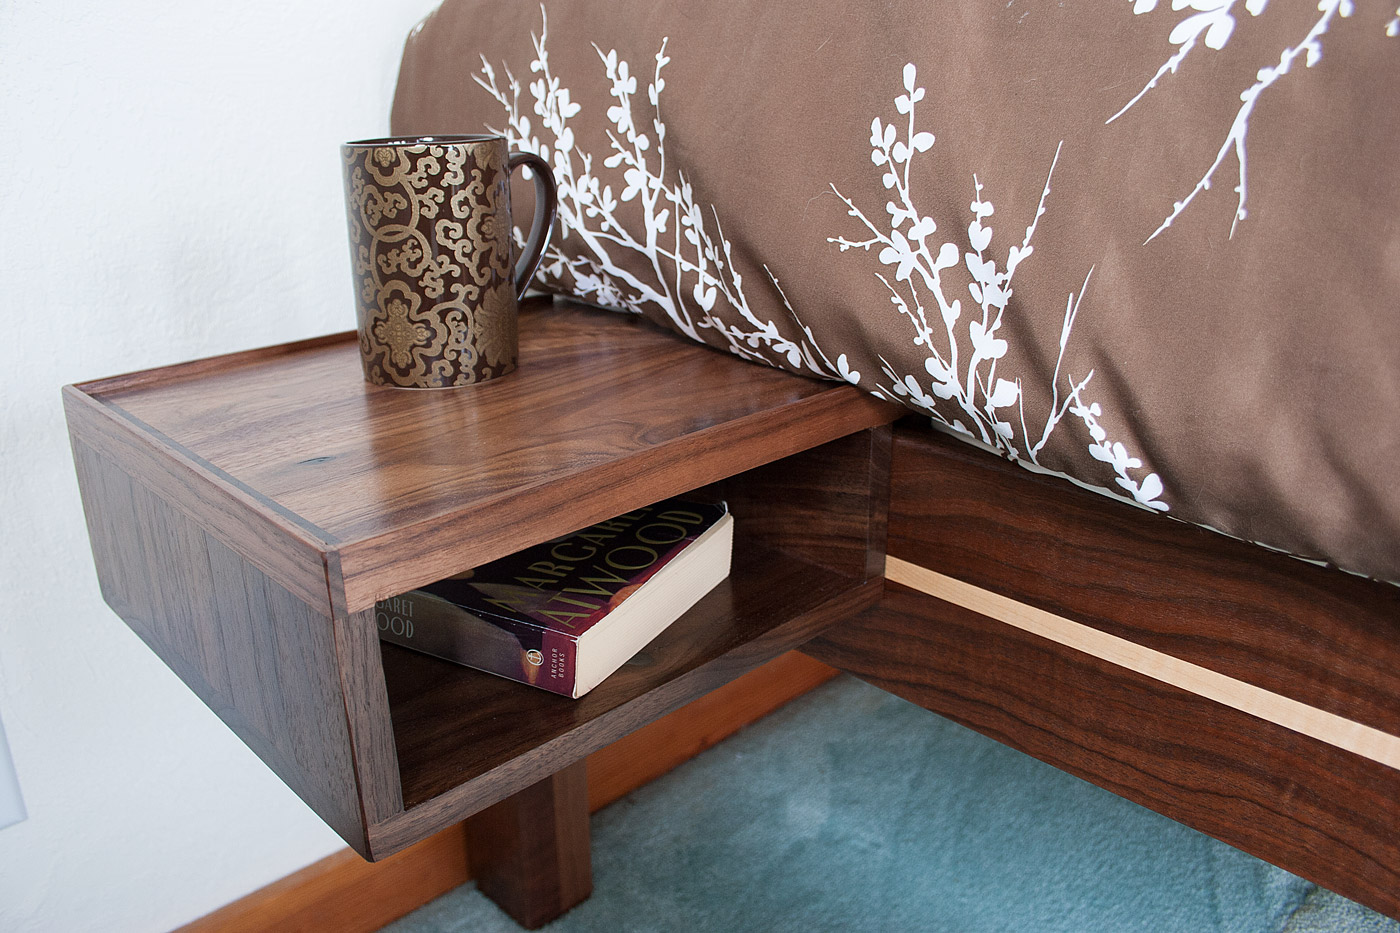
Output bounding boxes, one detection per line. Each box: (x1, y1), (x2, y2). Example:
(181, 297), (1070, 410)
(70, 438), (375, 854)
(329, 582), (407, 836)
(725, 425), (891, 580)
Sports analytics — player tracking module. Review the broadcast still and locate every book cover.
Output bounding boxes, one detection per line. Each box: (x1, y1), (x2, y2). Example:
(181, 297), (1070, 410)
(375, 497), (732, 697)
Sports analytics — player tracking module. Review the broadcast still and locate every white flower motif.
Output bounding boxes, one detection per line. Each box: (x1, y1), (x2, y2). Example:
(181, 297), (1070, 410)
(474, 5), (824, 374)
(805, 62), (1169, 511)
(878, 231), (921, 283)
(1112, 0), (1369, 242)
(968, 319), (1008, 362)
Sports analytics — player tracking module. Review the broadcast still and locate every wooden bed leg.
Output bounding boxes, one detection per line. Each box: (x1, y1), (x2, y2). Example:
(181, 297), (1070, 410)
(464, 761), (593, 928)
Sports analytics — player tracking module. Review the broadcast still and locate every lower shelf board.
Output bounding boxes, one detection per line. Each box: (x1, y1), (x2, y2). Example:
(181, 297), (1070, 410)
(371, 537), (876, 853)
(176, 651), (838, 933)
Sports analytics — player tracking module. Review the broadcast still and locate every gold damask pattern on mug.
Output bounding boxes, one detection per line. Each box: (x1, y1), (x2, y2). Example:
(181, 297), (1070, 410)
(375, 297), (433, 371)
(475, 282), (517, 369)
(346, 142), (513, 386)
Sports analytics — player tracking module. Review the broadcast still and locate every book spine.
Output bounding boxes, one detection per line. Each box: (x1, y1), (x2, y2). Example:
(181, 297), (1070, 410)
(374, 593), (577, 697)
(542, 629), (580, 698)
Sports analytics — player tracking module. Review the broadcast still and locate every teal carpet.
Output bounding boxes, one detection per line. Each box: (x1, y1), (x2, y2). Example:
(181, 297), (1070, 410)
(385, 676), (1398, 933)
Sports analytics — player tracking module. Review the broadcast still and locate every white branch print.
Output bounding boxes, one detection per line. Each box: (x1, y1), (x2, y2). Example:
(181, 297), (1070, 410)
(1112, 0), (1380, 243)
(808, 63), (1169, 511)
(473, 6), (823, 373)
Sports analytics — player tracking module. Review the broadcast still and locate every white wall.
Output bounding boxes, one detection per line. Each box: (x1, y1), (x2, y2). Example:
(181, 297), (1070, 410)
(0, 1), (443, 929)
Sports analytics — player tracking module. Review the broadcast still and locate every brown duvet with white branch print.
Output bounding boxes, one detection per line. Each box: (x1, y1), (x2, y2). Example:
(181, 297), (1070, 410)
(391, 0), (1400, 584)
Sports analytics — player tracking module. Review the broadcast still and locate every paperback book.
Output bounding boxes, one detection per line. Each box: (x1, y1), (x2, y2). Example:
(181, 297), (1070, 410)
(375, 497), (733, 698)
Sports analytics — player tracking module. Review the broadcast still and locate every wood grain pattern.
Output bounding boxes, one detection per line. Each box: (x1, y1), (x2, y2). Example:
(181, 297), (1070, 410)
(887, 557), (1400, 769)
(369, 569), (883, 857)
(69, 438), (375, 852)
(62, 385), (334, 611)
(384, 542), (849, 808)
(465, 762), (593, 929)
(378, 537), (840, 806)
(360, 422), (888, 857)
(330, 595), (404, 830)
(721, 426), (891, 579)
(806, 584), (1400, 921)
(807, 425), (1400, 920)
(66, 299), (897, 862)
(885, 428), (1400, 739)
(74, 297), (899, 613)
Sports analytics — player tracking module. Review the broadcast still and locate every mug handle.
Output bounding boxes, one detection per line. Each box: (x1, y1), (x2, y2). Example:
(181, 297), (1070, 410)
(507, 151), (559, 296)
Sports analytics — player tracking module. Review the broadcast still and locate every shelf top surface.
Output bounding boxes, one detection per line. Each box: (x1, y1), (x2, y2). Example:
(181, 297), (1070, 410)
(72, 299), (896, 608)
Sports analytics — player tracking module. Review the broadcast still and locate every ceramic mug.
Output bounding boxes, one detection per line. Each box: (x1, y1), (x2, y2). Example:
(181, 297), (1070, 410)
(341, 135), (558, 388)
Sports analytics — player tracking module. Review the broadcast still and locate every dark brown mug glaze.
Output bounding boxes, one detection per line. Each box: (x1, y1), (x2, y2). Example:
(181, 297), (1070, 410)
(342, 135), (558, 388)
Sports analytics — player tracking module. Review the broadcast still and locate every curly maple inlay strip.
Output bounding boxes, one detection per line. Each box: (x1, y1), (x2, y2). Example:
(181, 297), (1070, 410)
(885, 556), (1400, 771)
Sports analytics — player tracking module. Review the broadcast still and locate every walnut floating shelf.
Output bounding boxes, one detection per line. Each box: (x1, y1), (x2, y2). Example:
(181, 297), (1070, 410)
(64, 298), (900, 858)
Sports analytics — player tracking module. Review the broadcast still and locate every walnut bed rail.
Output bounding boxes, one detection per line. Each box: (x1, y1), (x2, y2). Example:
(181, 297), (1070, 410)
(806, 425), (1400, 921)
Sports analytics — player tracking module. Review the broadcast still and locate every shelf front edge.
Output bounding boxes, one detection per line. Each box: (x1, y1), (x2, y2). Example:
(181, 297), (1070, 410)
(336, 388), (900, 613)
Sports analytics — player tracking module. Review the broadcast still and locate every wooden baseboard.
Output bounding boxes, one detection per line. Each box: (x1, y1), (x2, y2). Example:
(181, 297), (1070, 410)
(177, 650), (837, 933)
(175, 826), (472, 933)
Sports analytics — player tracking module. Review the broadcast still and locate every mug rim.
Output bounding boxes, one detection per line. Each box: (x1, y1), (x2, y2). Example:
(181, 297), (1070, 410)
(343, 134), (503, 148)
